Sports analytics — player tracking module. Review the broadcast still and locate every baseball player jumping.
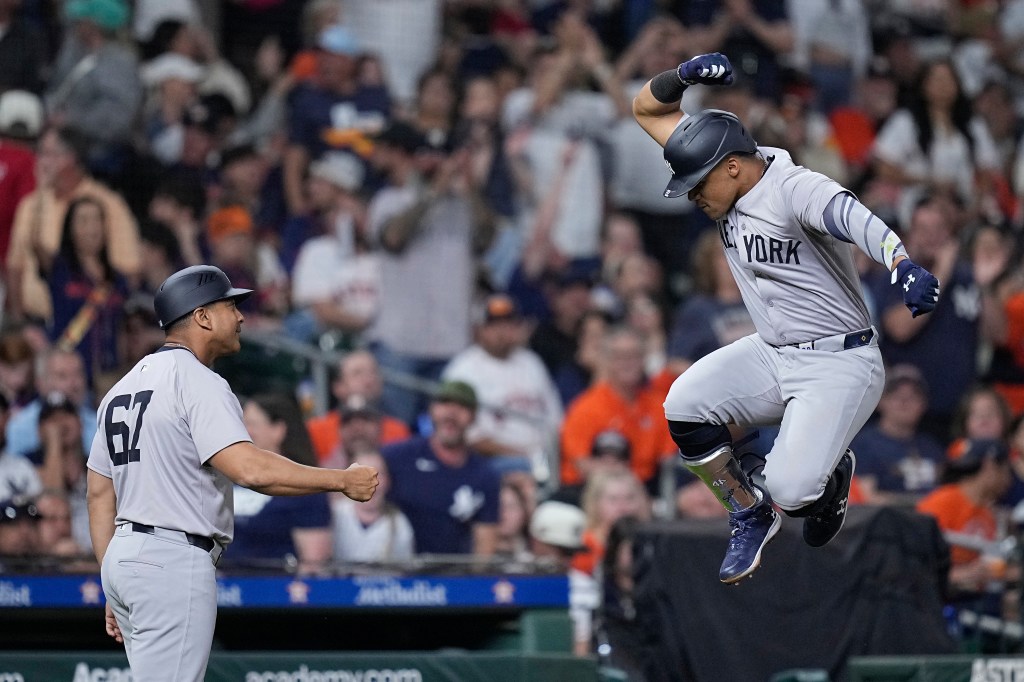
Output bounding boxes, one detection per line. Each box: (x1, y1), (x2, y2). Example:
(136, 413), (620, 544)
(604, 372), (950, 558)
(633, 54), (940, 584)
(86, 265), (379, 680)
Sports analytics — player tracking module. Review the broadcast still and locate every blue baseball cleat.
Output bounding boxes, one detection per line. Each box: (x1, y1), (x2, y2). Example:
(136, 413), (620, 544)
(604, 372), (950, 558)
(719, 497), (781, 584)
(803, 450), (856, 548)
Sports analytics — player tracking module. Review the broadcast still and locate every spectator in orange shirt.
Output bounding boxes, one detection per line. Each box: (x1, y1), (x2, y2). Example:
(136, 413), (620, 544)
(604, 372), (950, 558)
(560, 326), (676, 489)
(917, 438), (1013, 593)
(306, 349), (410, 463)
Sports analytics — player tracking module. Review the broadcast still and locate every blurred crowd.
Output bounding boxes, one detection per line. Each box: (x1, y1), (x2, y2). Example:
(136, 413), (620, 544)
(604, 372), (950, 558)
(3, 0), (1024, 659)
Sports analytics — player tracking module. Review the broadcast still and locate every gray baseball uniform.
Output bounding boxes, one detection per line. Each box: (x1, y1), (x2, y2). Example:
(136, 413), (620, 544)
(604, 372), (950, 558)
(86, 346), (251, 681)
(664, 147), (899, 510)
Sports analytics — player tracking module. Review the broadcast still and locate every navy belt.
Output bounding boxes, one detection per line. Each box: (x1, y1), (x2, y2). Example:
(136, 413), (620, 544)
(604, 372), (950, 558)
(784, 327), (875, 352)
(841, 328), (875, 350)
(130, 522), (216, 552)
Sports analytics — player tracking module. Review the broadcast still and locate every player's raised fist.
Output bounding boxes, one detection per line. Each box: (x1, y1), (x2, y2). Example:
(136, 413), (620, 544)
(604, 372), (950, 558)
(677, 53), (734, 86)
(341, 463), (380, 502)
(893, 258), (940, 318)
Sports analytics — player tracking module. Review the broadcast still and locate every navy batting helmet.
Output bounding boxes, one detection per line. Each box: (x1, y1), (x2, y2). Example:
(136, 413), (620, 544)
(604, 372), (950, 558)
(662, 109), (758, 199)
(154, 265), (252, 329)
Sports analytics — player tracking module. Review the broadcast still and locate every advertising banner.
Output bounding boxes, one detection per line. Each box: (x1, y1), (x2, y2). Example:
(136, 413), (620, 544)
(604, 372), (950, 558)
(0, 652), (597, 682)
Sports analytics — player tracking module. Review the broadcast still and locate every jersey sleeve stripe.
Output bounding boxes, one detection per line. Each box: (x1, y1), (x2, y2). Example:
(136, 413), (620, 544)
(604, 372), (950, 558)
(823, 194), (855, 243)
(843, 194), (856, 233)
(856, 211), (875, 254)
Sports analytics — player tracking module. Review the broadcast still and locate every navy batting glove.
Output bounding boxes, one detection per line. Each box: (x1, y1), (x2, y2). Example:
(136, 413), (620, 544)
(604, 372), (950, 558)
(677, 53), (734, 86)
(892, 259), (940, 318)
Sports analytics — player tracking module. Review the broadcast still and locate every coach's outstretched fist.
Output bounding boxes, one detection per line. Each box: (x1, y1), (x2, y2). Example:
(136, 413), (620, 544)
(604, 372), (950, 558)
(341, 463), (380, 502)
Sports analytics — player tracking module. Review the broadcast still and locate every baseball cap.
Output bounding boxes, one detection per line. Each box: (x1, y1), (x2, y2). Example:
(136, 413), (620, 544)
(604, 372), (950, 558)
(65, 0), (128, 30)
(946, 438), (1009, 471)
(309, 152), (365, 192)
(432, 380), (478, 411)
(480, 294), (520, 324)
(39, 392), (78, 420)
(884, 364), (928, 395)
(141, 53), (205, 87)
(529, 501), (586, 550)
(548, 264), (596, 290)
(339, 395), (381, 422)
(375, 122), (427, 155)
(591, 430), (630, 461)
(0, 499), (40, 524)
(207, 206), (253, 244)
(0, 91), (42, 140)
(66, 0), (129, 30)
(318, 25), (360, 56)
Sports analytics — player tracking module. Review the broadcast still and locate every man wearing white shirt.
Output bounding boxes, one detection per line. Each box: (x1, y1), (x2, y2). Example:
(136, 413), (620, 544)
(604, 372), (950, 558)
(443, 294), (563, 484)
(290, 153), (380, 340)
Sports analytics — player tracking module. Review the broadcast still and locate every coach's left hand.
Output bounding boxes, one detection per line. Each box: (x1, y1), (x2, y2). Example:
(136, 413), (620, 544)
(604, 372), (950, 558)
(893, 258), (940, 317)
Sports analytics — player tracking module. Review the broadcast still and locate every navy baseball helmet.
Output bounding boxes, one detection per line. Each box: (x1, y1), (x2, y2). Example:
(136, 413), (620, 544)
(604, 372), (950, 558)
(662, 109), (758, 199)
(154, 265), (252, 329)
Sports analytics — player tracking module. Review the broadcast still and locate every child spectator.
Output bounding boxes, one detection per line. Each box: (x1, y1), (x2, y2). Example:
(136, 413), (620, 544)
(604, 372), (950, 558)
(332, 449), (414, 564)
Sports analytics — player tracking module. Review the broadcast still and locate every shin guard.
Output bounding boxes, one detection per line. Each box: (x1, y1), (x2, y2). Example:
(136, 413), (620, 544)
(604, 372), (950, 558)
(683, 445), (761, 513)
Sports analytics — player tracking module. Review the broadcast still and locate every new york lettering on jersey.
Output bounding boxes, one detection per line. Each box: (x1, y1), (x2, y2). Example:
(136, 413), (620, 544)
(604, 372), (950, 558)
(718, 218), (802, 266)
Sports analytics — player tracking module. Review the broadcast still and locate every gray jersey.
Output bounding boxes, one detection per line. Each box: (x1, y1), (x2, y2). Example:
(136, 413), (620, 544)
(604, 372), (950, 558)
(86, 348), (252, 544)
(718, 147), (878, 346)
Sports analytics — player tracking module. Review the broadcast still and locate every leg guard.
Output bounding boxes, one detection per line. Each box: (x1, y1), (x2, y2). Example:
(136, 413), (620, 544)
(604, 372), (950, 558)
(683, 445), (762, 513)
(668, 420), (761, 513)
